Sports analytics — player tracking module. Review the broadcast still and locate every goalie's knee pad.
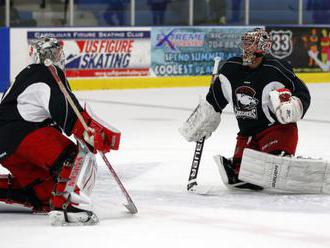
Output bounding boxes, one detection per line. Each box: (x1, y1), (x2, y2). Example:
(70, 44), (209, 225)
(51, 139), (97, 212)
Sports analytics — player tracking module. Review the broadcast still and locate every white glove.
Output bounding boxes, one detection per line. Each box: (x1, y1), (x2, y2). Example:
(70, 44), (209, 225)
(179, 98), (221, 142)
(269, 88), (303, 124)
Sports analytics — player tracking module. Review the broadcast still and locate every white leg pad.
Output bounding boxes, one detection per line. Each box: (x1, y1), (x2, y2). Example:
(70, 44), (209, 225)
(53, 139), (98, 212)
(239, 148), (330, 193)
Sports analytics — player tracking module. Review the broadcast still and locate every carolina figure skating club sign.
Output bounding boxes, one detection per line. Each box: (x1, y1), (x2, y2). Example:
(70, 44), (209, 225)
(27, 30), (151, 77)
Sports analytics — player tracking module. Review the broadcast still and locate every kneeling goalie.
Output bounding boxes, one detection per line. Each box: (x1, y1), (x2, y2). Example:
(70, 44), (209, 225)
(180, 29), (330, 194)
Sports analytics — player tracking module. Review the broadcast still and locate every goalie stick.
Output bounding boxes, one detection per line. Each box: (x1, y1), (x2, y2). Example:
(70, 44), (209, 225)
(186, 57), (222, 191)
(187, 137), (205, 191)
(47, 64), (138, 215)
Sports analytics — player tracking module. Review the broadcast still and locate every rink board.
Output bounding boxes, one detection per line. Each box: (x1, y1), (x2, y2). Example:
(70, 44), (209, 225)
(0, 28), (10, 92)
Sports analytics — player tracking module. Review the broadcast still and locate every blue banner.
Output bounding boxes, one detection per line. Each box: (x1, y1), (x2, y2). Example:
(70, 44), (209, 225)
(0, 27), (10, 92)
(151, 27), (254, 76)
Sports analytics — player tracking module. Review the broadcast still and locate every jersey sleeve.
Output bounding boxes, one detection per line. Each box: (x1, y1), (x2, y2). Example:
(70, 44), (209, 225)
(291, 76), (310, 118)
(47, 66), (83, 135)
(206, 75), (229, 113)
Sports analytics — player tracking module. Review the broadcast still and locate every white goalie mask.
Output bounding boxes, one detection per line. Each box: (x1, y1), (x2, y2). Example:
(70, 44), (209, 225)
(29, 36), (65, 70)
(240, 28), (272, 65)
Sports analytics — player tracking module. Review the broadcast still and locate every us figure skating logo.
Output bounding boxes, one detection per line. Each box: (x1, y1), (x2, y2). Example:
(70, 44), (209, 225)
(65, 39), (132, 71)
(234, 86), (259, 119)
(270, 30), (293, 59)
(27, 30), (150, 78)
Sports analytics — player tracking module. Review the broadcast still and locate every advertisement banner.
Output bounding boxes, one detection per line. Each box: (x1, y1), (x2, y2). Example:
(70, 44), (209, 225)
(27, 30), (151, 77)
(266, 26), (330, 72)
(151, 27), (254, 76)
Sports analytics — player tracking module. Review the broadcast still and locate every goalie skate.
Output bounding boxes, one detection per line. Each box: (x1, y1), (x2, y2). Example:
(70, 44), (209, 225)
(214, 155), (263, 191)
(49, 210), (99, 226)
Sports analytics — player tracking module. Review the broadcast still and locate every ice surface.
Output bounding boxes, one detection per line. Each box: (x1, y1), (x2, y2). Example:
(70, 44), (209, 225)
(1, 84), (330, 248)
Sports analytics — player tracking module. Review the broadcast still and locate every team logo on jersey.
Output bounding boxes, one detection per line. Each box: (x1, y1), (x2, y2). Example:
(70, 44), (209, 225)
(234, 86), (259, 119)
(269, 30), (293, 59)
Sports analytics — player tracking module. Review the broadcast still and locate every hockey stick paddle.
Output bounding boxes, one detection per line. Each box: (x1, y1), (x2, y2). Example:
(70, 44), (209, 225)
(186, 57), (222, 191)
(187, 137), (205, 191)
(48, 64), (138, 214)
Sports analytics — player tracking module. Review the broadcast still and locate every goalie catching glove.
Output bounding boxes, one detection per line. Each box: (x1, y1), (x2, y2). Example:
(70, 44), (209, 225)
(72, 105), (121, 153)
(269, 88), (303, 124)
(179, 98), (221, 142)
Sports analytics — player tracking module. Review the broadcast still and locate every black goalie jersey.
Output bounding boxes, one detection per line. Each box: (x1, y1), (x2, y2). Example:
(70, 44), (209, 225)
(0, 64), (82, 161)
(206, 56), (311, 136)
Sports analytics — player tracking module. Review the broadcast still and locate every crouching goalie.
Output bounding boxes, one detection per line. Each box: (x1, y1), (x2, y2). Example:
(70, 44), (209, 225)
(0, 36), (120, 225)
(180, 29), (329, 194)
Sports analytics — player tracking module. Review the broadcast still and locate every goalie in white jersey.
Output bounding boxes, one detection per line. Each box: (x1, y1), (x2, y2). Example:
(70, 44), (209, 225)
(0, 36), (121, 225)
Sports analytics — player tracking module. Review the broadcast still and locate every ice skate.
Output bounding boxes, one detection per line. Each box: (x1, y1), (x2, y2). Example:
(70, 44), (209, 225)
(214, 155), (263, 191)
(49, 207), (99, 226)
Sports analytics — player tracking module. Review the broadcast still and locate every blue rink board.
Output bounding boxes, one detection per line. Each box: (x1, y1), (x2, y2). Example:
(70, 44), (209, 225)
(0, 27), (10, 92)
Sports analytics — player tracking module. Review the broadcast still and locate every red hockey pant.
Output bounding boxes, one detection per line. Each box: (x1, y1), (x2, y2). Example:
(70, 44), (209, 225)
(232, 123), (298, 173)
(0, 127), (75, 205)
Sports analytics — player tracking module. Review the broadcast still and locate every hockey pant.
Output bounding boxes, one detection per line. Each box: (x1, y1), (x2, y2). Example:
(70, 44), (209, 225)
(232, 123), (298, 174)
(0, 127), (96, 212)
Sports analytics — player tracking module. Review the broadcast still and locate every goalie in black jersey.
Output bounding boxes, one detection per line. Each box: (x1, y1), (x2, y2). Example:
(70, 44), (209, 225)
(180, 28), (315, 192)
(0, 36), (121, 225)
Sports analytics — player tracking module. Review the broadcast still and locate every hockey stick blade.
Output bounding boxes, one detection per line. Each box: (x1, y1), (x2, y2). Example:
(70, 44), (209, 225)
(188, 185), (221, 196)
(124, 203), (138, 214)
(187, 182), (198, 191)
